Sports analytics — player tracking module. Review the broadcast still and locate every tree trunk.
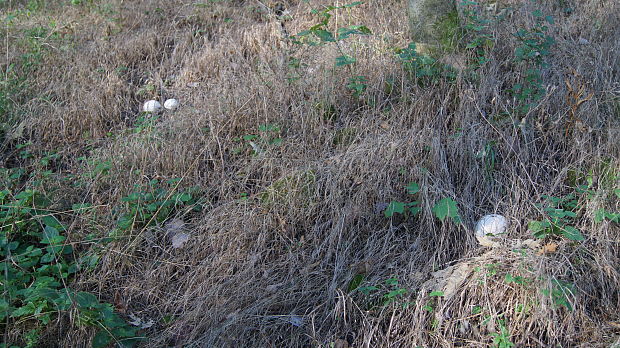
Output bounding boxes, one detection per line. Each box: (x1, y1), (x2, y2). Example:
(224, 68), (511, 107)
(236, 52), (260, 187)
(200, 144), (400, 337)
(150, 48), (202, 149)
(408, 0), (458, 45)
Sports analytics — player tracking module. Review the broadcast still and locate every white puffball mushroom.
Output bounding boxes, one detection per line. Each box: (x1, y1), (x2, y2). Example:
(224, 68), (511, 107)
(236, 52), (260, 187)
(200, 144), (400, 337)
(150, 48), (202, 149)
(475, 214), (508, 238)
(143, 100), (162, 113)
(164, 98), (179, 110)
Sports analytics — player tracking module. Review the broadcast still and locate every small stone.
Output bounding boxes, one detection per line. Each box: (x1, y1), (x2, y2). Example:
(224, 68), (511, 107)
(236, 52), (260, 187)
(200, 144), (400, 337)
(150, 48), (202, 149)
(578, 37), (589, 45)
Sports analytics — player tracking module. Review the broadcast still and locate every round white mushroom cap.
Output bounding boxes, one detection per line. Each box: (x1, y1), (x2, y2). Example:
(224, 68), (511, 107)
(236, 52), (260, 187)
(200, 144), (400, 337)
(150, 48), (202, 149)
(475, 214), (508, 238)
(164, 98), (179, 110)
(143, 100), (162, 113)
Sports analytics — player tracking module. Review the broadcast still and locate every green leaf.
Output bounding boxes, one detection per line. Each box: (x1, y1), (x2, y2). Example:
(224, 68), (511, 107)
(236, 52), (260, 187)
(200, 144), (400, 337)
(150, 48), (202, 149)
(561, 226), (584, 241)
(111, 326), (139, 338)
(336, 25), (371, 40)
(352, 25), (371, 35)
(384, 288), (407, 299)
(178, 193), (192, 203)
(335, 55), (356, 67)
(409, 206), (421, 216)
(75, 292), (99, 309)
(432, 198), (460, 222)
(295, 30), (312, 37)
(384, 201), (405, 218)
(42, 215), (64, 230)
(406, 182), (419, 195)
(343, 1), (363, 8)
(384, 278), (398, 286)
(528, 220), (550, 233)
(347, 274), (365, 292)
(92, 330), (112, 348)
(269, 138), (283, 146)
(42, 226), (66, 245)
(429, 291), (444, 297)
(594, 209), (606, 223)
(358, 285), (379, 295)
(312, 29), (335, 42)
(11, 303), (36, 318)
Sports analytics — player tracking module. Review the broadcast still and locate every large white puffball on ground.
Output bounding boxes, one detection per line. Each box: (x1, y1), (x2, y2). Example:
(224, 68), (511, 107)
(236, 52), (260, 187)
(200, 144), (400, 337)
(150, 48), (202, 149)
(164, 98), (179, 110)
(143, 100), (162, 113)
(475, 214), (508, 238)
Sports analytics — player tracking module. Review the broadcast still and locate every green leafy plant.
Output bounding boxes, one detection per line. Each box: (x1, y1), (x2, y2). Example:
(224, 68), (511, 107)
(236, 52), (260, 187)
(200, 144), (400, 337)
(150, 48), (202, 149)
(490, 319), (515, 348)
(422, 290), (444, 312)
(594, 208), (619, 223)
(542, 279), (575, 311)
(460, 0), (494, 69)
(395, 43), (457, 86)
(1, 185), (142, 347)
(432, 197), (461, 223)
(528, 194), (584, 241)
(356, 277), (410, 308)
(504, 273), (531, 286)
(115, 179), (200, 234)
(132, 113), (160, 134)
(510, 7), (555, 115)
(384, 182), (421, 218)
(74, 292), (142, 348)
(233, 124), (283, 156)
(292, 2), (372, 96)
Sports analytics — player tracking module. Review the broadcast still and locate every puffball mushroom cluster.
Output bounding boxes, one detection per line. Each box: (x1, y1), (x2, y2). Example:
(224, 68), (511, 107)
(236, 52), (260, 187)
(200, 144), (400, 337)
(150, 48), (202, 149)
(475, 214), (508, 238)
(143, 99), (179, 113)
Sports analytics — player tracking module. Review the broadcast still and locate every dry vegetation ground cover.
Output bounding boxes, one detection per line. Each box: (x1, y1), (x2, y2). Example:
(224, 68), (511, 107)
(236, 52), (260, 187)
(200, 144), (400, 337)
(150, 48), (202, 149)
(1, 0), (619, 347)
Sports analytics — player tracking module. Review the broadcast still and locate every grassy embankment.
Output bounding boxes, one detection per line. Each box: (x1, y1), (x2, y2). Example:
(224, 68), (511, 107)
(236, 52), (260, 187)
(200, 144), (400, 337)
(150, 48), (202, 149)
(1, 0), (619, 347)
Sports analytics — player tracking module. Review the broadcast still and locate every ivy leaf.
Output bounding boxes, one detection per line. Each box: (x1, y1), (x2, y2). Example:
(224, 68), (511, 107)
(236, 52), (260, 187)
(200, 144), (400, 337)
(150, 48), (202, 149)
(432, 198), (460, 223)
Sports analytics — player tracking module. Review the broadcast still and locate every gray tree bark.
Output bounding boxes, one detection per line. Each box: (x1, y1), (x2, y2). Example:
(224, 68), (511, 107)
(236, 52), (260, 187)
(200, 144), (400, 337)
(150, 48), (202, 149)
(408, 0), (458, 45)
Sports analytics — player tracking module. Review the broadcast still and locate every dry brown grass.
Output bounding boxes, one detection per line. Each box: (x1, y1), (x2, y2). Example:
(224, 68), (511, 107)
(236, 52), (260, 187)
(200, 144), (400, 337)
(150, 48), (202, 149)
(2, 0), (620, 347)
